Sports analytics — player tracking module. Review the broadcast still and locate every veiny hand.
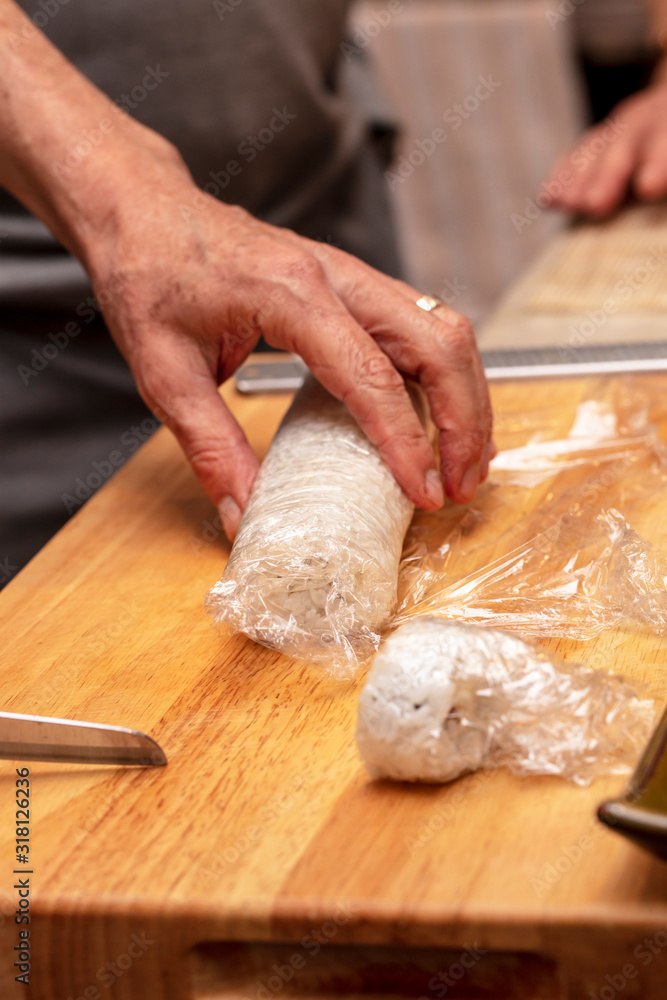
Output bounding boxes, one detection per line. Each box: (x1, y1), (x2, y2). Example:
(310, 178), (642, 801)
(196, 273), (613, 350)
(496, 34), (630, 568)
(85, 147), (493, 540)
(0, 0), (493, 542)
(541, 77), (667, 218)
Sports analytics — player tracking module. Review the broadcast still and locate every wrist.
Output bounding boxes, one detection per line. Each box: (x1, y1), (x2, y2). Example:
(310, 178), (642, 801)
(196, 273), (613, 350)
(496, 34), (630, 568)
(57, 125), (194, 279)
(0, 2), (192, 273)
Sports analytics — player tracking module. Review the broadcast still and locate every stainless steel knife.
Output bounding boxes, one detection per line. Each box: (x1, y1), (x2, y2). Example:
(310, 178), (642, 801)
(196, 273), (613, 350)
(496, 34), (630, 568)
(0, 711), (167, 766)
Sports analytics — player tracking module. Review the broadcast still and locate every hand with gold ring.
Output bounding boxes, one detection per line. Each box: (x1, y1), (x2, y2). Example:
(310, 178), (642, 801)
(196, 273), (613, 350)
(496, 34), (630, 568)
(0, 0), (494, 538)
(92, 204), (496, 537)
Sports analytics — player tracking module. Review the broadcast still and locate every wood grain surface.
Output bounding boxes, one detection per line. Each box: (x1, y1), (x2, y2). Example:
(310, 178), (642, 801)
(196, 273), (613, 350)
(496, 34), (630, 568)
(479, 204), (667, 350)
(3, 204), (667, 999)
(1, 367), (667, 1000)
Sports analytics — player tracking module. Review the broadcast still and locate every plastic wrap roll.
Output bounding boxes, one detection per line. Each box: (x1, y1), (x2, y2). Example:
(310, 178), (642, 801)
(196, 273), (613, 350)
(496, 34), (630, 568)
(206, 375), (417, 671)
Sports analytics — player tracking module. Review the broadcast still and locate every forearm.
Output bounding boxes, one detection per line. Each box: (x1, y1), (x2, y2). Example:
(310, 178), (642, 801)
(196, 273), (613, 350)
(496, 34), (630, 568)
(0, 0), (185, 269)
(646, 0), (667, 80)
(646, 0), (667, 42)
(0, 0), (493, 529)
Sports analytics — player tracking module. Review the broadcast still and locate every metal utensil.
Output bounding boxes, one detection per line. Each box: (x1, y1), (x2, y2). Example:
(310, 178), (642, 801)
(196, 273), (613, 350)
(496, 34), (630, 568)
(0, 711), (167, 766)
(598, 705), (667, 861)
(235, 342), (667, 395)
(480, 340), (667, 381)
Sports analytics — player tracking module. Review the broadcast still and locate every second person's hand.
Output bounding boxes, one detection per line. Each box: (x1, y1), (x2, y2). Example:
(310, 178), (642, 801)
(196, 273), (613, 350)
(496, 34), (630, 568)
(542, 69), (667, 218)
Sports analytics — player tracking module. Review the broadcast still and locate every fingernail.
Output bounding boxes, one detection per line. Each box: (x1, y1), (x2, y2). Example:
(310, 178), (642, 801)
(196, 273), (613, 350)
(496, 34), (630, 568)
(481, 440), (498, 482)
(423, 468), (444, 509)
(459, 464), (480, 503)
(585, 187), (613, 214)
(218, 495), (242, 542)
(637, 169), (662, 197)
(480, 443), (491, 483)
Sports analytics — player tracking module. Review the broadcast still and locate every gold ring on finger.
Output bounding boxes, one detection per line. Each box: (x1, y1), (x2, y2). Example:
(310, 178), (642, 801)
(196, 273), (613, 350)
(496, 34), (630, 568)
(415, 294), (446, 313)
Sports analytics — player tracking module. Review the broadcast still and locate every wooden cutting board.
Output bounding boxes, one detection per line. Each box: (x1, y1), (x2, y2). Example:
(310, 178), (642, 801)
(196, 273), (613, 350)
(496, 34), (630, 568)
(1, 360), (667, 1000)
(478, 203), (667, 350)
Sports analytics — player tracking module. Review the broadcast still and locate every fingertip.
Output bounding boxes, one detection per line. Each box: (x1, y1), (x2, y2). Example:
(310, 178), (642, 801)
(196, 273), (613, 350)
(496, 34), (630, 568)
(386, 448), (443, 511)
(218, 495), (243, 543)
(479, 441), (494, 483)
(580, 184), (617, 217)
(635, 168), (667, 201)
(439, 458), (477, 505)
(458, 464), (480, 504)
(420, 468), (445, 510)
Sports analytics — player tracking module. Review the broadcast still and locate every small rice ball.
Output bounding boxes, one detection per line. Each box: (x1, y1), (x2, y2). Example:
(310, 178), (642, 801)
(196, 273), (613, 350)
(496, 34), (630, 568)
(355, 618), (541, 782)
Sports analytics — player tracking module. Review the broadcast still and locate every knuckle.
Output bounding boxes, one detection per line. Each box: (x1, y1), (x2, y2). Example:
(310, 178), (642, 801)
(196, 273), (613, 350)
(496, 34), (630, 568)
(376, 425), (427, 456)
(437, 412), (490, 468)
(433, 316), (476, 368)
(224, 203), (253, 227)
(354, 354), (405, 393)
(188, 443), (219, 469)
(185, 437), (235, 490)
(277, 252), (326, 289)
(133, 367), (170, 410)
(451, 432), (478, 462)
(310, 240), (344, 267)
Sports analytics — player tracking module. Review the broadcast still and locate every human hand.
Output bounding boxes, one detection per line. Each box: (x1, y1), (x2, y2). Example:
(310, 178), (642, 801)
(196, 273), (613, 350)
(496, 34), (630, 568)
(0, 0), (493, 542)
(541, 74), (667, 218)
(85, 149), (493, 540)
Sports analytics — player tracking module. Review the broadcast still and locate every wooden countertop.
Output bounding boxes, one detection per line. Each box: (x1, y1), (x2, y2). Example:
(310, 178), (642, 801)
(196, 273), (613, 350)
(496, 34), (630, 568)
(2, 211), (667, 1000)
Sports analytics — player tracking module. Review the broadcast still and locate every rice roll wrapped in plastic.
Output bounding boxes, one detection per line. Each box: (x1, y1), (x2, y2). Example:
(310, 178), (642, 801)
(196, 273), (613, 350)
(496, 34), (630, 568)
(206, 375), (419, 671)
(356, 618), (655, 785)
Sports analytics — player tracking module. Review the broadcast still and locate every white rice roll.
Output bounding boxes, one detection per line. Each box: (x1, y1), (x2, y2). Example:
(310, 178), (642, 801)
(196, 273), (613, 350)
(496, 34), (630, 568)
(356, 618), (575, 783)
(356, 617), (655, 785)
(206, 375), (420, 668)
(356, 619), (495, 782)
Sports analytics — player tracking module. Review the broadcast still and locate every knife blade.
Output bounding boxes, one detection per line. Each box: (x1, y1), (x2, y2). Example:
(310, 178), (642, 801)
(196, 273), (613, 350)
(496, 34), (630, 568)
(0, 711), (167, 766)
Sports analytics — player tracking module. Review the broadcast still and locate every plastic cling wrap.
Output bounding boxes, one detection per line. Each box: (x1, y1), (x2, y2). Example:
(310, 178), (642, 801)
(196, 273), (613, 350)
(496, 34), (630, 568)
(356, 619), (656, 786)
(395, 382), (667, 640)
(206, 376), (415, 672)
